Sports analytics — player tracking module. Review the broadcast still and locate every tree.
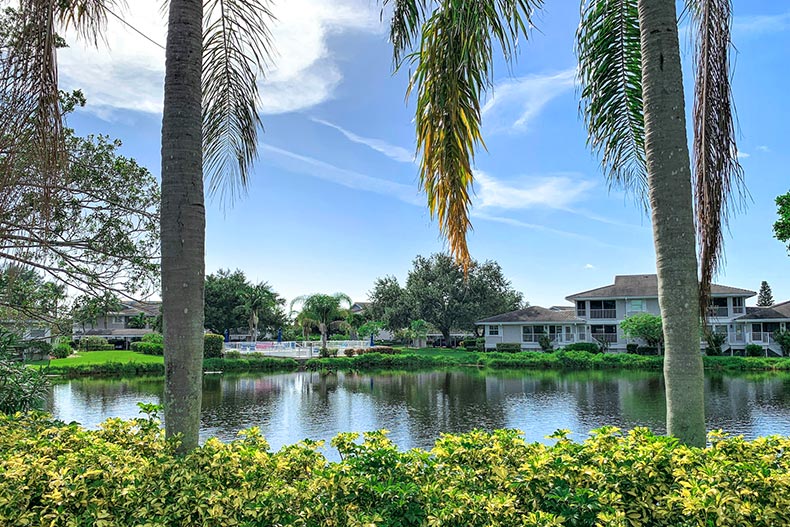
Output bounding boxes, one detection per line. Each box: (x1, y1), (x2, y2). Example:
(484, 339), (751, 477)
(403, 254), (523, 346)
(345, 312), (366, 340)
(757, 281), (774, 307)
(0, 265), (67, 335)
(620, 313), (663, 350)
(774, 192), (790, 253)
(127, 312), (149, 330)
(205, 269), (252, 335)
(97, 292), (123, 328)
(290, 293), (352, 350)
(368, 276), (414, 333)
(390, 0), (743, 446)
(240, 282), (280, 342)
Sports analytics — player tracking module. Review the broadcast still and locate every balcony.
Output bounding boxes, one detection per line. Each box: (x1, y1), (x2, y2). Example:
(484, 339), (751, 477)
(707, 306), (729, 317)
(589, 309), (617, 319)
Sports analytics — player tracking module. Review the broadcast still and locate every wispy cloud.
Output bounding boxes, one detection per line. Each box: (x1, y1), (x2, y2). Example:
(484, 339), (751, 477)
(737, 151), (751, 159)
(584, 264), (596, 270)
(474, 170), (594, 211)
(482, 69), (576, 133)
(471, 212), (620, 248)
(262, 145), (422, 205)
(757, 145), (771, 153)
(311, 118), (416, 164)
(733, 12), (790, 36)
(58, 0), (380, 118)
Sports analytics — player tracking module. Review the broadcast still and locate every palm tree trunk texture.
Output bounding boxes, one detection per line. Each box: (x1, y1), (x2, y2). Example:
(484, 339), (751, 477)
(161, 0), (205, 453)
(638, 0), (706, 446)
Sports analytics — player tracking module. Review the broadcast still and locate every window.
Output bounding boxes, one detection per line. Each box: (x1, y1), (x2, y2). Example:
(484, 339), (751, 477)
(522, 326), (533, 342)
(732, 297), (744, 314)
(488, 325), (499, 336)
(628, 299), (646, 313)
(576, 301), (587, 317)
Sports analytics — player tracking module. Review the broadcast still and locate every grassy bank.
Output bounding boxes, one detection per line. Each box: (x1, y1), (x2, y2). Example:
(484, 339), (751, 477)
(307, 348), (790, 372)
(32, 350), (298, 377)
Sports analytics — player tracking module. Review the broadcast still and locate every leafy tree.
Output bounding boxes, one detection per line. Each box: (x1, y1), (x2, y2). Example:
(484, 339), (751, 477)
(71, 294), (104, 334)
(620, 313), (663, 350)
(758, 281), (774, 307)
(240, 282), (281, 342)
(0, 265), (67, 335)
(368, 276), (414, 333)
(205, 269), (252, 335)
(404, 254), (523, 346)
(774, 192), (790, 253)
(345, 312), (366, 340)
(127, 313), (149, 330)
(291, 293), (352, 350)
(358, 321), (385, 340)
(0, 328), (48, 414)
(389, 0), (743, 446)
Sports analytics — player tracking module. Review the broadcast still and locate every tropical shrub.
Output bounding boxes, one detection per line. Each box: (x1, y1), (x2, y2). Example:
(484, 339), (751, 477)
(142, 332), (164, 345)
(80, 336), (113, 351)
(357, 346), (399, 355)
(475, 337), (486, 352)
(495, 343), (522, 353)
(537, 335), (554, 352)
(772, 330), (790, 356)
(329, 334), (350, 341)
(51, 343), (72, 359)
(343, 348), (356, 357)
(19, 340), (52, 360)
(0, 330), (49, 414)
(204, 333), (224, 358)
(704, 331), (727, 356)
(223, 349), (242, 359)
(4, 414), (790, 526)
(637, 346), (659, 356)
(746, 344), (764, 357)
(130, 342), (164, 355)
(626, 343), (639, 354)
(563, 342), (601, 354)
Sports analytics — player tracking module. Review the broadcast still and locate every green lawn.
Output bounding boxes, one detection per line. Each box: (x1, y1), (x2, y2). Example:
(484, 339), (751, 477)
(32, 350), (163, 367)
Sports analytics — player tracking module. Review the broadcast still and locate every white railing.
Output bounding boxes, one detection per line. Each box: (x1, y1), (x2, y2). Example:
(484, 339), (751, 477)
(224, 340), (369, 354)
(522, 333), (579, 344)
(592, 333), (618, 343)
(589, 309), (617, 319)
(707, 307), (729, 317)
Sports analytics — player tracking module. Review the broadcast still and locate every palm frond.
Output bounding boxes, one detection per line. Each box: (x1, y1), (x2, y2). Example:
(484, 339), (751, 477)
(576, 0), (646, 205)
(202, 0), (274, 203)
(54, 0), (120, 45)
(689, 0), (747, 315)
(382, 0), (431, 67)
(406, 0), (541, 271)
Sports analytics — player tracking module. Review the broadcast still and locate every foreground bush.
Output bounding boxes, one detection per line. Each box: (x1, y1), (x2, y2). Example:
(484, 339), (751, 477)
(2, 413), (790, 526)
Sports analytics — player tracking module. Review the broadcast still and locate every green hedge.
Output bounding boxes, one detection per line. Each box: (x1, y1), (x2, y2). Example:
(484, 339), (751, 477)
(204, 333), (224, 358)
(44, 357), (298, 378)
(495, 342), (522, 353)
(130, 341), (164, 355)
(3, 412), (790, 526)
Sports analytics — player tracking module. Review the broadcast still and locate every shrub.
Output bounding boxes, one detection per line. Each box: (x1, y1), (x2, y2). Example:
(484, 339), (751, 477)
(343, 348), (356, 357)
(130, 342), (163, 356)
(356, 346), (400, 355)
(475, 337), (486, 352)
(0, 330), (49, 413)
(772, 330), (790, 356)
(142, 333), (164, 345)
(704, 331), (727, 356)
(204, 334), (224, 358)
(537, 335), (554, 352)
(329, 334), (350, 341)
(495, 343), (522, 353)
(81, 336), (113, 351)
(637, 346), (659, 356)
(223, 350), (242, 359)
(746, 344), (764, 357)
(51, 343), (72, 359)
(563, 342), (600, 354)
(626, 343), (639, 354)
(18, 340), (52, 360)
(4, 415), (790, 527)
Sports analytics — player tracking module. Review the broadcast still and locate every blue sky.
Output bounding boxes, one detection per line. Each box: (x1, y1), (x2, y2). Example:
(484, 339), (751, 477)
(58, 0), (790, 308)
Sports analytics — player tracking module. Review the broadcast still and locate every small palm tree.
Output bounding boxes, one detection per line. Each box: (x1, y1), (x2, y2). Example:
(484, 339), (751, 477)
(290, 293), (352, 350)
(240, 283), (275, 342)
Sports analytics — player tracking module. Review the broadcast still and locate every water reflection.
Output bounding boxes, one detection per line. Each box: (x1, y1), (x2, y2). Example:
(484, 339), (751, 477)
(48, 369), (790, 455)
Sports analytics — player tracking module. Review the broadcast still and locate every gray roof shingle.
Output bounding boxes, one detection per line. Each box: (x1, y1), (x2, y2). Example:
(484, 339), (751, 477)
(737, 301), (790, 320)
(566, 274), (755, 301)
(478, 306), (585, 324)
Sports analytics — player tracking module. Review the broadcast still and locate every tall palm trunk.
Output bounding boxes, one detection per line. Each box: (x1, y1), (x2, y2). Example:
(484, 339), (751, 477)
(320, 322), (327, 349)
(161, 0), (205, 453)
(638, 0), (705, 446)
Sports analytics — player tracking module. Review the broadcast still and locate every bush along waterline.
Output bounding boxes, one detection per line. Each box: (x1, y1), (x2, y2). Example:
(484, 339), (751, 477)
(2, 411), (790, 526)
(44, 356), (298, 378)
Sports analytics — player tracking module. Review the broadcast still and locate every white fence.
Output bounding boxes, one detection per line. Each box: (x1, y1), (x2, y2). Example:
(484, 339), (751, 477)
(223, 340), (370, 358)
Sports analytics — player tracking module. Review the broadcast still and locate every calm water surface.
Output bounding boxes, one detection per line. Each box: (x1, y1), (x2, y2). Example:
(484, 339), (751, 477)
(47, 369), (790, 455)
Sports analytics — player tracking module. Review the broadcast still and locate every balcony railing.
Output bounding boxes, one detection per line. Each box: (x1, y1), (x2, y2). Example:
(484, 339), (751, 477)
(751, 332), (771, 343)
(576, 310), (587, 317)
(589, 309), (617, 319)
(592, 333), (618, 343)
(523, 333), (577, 344)
(707, 306), (729, 317)
(732, 306), (745, 314)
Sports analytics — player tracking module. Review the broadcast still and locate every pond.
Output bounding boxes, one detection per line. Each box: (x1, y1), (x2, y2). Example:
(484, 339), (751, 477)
(46, 369), (790, 456)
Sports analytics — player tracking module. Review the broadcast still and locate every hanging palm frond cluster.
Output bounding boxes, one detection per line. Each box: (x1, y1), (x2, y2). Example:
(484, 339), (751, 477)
(385, 0), (542, 271)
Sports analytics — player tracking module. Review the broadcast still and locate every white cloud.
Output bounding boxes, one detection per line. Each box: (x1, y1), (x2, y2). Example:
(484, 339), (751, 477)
(482, 69), (576, 132)
(311, 118), (416, 164)
(471, 212), (619, 248)
(734, 12), (790, 36)
(757, 145), (771, 153)
(262, 144), (422, 206)
(737, 151), (751, 159)
(474, 170), (594, 211)
(584, 264), (595, 270)
(57, 0), (381, 118)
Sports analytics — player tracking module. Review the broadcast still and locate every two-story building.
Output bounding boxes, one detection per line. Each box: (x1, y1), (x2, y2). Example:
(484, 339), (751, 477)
(73, 300), (160, 349)
(478, 274), (784, 355)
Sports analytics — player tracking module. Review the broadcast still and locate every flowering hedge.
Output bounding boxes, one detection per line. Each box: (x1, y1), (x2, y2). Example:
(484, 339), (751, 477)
(2, 412), (790, 526)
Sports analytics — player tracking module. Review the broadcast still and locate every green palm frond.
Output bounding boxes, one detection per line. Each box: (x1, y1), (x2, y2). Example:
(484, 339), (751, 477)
(54, 0), (120, 45)
(202, 0), (274, 202)
(689, 0), (747, 314)
(401, 0), (541, 270)
(382, 0), (431, 66)
(576, 0), (646, 205)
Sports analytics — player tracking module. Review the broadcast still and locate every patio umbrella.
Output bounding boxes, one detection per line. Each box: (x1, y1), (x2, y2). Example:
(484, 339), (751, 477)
(277, 328), (282, 343)
(369, 334), (374, 347)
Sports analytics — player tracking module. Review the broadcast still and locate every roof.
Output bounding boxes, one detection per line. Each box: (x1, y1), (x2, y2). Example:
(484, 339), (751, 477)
(81, 328), (154, 337)
(566, 274), (755, 301)
(350, 302), (371, 312)
(115, 301), (160, 317)
(478, 306), (585, 324)
(738, 301), (790, 320)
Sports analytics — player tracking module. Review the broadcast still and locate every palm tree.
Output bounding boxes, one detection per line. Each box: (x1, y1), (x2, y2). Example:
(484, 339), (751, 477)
(240, 283), (275, 342)
(290, 293), (352, 350)
(387, 0), (743, 446)
(2, 0), (274, 452)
